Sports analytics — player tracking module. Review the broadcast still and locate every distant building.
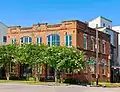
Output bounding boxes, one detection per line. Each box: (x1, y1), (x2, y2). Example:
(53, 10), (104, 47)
(89, 16), (112, 29)
(0, 22), (8, 45)
(0, 22), (8, 78)
(7, 20), (111, 82)
(112, 26), (120, 65)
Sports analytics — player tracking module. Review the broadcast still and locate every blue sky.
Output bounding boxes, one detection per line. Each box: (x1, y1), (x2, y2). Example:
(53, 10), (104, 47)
(0, 0), (120, 26)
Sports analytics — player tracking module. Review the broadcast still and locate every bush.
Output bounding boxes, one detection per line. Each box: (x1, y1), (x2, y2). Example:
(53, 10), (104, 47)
(63, 78), (90, 85)
(28, 77), (36, 81)
(9, 76), (19, 80)
(63, 79), (78, 84)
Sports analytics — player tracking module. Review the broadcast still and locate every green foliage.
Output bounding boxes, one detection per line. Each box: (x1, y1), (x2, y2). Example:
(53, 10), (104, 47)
(28, 77), (36, 81)
(0, 44), (17, 67)
(63, 78), (90, 85)
(0, 44), (86, 81)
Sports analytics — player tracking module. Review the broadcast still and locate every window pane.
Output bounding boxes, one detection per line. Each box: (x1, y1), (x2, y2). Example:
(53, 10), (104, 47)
(12, 38), (16, 44)
(56, 35), (60, 41)
(69, 35), (72, 40)
(66, 35), (68, 41)
(40, 37), (42, 43)
(65, 35), (72, 46)
(37, 38), (39, 44)
(48, 35), (50, 42)
(70, 41), (72, 46)
(29, 37), (32, 43)
(3, 36), (7, 42)
(25, 37), (28, 43)
(21, 38), (23, 43)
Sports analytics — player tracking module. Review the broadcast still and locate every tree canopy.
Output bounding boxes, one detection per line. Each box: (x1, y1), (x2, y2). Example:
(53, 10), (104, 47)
(0, 44), (86, 81)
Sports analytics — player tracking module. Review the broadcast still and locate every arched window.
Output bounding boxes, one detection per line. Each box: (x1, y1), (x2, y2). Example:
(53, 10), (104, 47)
(83, 34), (87, 49)
(20, 36), (32, 44)
(102, 59), (107, 75)
(65, 35), (72, 46)
(89, 57), (95, 73)
(36, 36), (42, 44)
(47, 34), (60, 46)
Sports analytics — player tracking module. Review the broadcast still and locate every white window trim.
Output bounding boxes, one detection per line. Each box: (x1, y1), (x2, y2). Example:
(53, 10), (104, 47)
(65, 34), (72, 47)
(36, 36), (42, 44)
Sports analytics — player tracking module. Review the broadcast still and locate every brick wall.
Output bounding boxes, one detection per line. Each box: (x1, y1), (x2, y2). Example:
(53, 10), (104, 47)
(7, 20), (111, 82)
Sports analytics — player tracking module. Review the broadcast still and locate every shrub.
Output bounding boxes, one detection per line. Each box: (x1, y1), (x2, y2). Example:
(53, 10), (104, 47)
(63, 79), (78, 84)
(9, 76), (19, 80)
(28, 77), (36, 81)
(63, 78), (90, 85)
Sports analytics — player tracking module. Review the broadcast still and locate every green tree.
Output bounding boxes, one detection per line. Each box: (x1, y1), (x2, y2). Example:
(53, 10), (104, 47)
(0, 44), (17, 80)
(16, 44), (47, 81)
(46, 46), (86, 83)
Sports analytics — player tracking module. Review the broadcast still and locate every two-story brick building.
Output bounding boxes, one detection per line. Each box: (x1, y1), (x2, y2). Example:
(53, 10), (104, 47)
(7, 20), (111, 82)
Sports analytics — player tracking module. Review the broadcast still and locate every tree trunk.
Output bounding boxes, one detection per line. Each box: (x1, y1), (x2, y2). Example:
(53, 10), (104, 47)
(6, 63), (10, 80)
(35, 63), (39, 81)
(60, 72), (63, 83)
(54, 70), (57, 83)
(26, 73), (29, 81)
(6, 73), (10, 80)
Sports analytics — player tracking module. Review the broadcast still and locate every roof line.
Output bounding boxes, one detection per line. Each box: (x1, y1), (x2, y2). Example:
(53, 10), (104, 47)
(100, 16), (112, 22)
(0, 22), (8, 27)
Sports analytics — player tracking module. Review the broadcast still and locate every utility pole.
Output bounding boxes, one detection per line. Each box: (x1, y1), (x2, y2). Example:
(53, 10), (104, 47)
(95, 24), (99, 85)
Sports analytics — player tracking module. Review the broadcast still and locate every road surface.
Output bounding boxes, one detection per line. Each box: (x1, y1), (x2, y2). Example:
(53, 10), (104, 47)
(0, 83), (120, 92)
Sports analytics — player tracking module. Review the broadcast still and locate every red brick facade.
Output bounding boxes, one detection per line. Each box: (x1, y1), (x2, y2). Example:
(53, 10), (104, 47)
(7, 20), (111, 82)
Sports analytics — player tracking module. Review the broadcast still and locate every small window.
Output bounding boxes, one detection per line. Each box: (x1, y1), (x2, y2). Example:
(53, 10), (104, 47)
(3, 36), (7, 43)
(108, 25), (111, 29)
(65, 35), (72, 46)
(12, 38), (16, 44)
(89, 57), (95, 73)
(37, 37), (42, 44)
(103, 23), (106, 27)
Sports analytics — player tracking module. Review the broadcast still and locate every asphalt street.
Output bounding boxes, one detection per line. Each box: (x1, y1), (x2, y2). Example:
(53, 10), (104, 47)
(0, 83), (120, 92)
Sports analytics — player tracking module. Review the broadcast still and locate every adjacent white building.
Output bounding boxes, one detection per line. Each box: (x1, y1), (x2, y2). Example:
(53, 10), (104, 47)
(0, 22), (8, 78)
(112, 26), (120, 64)
(89, 16), (119, 66)
(89, 16), (112, 29)
(0, 22), (8, 45)
(112, 26), (120, 44)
